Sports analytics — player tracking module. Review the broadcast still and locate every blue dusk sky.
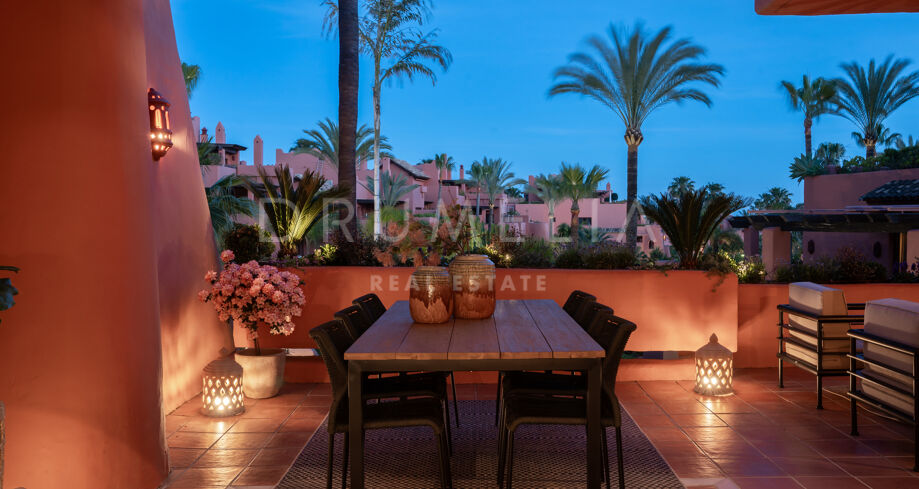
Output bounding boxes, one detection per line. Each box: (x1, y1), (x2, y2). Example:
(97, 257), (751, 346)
(172, 0), (919, 204)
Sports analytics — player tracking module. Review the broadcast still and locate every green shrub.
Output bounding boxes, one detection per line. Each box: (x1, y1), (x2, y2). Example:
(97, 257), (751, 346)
(582, 244), (636, 269)
(554, 247), (584, 269)
(508, 237), (554, 268)
(222, 224), (275, 263)
(734, 257), (766, 284)
(325, 229), (385, 266)
(311, 243), (338, 265)
(772, 247), (886, 283)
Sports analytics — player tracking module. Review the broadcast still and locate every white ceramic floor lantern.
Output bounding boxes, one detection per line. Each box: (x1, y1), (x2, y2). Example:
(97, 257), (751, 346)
(694, 333), (734, 396)
(201, 352), (245, 417)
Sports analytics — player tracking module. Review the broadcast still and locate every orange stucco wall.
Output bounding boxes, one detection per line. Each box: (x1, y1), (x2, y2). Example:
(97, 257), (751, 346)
(0, 1), (228, 488)
(254, 268), (738, 371)
(736, 283), (919, 368)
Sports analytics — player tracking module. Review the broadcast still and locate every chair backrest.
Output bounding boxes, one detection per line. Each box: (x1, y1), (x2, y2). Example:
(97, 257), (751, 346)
(335, 304), (372, 340)
(353, 293), (387, 324)
(309, 319), (355, 429)
(591, 311), (637, 401)
(581, 302), (614, 335)
(563, 290), (597, 323)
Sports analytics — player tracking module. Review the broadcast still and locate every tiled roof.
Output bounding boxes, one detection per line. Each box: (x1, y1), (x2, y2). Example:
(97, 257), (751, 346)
(861, 179), (919, 204)
(391, 158), (430, 180)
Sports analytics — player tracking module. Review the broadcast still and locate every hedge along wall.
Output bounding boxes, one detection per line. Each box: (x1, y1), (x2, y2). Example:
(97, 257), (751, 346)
(248, 267), (739, 381)
(735, 283), (919, 368)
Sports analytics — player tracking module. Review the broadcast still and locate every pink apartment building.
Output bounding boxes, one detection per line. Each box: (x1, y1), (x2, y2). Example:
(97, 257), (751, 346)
(198, 120), (669, 254)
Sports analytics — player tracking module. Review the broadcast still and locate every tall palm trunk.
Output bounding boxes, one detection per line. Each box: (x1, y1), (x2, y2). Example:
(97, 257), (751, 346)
(570, 200), (580, 247)
(474, 188), (481, 224)
(624, 143), (640, 249)
(433, 176), (443, 224)
(338, 0), (359, 240)
(372, 81), (382, 237)
(866, 139), (877, 158)
(804, 117), (813, 157)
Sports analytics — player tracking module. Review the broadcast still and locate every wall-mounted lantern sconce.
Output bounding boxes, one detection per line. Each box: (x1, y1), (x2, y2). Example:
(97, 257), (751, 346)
(148, 88), (173, 160)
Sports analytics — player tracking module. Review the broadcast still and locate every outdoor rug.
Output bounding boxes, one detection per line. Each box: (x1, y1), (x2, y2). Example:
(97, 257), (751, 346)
(278, 400), (682, 488)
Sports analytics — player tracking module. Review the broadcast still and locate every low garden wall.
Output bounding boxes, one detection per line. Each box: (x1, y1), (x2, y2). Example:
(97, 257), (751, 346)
(247, 267), (739, 381)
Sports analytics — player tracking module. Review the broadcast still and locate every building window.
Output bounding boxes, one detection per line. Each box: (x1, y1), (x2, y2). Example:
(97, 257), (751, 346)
(807, 240), (815, 255)
(649, 240), (655, 249)
(873, 241), (883, 258)
(637, 236), (643, 243)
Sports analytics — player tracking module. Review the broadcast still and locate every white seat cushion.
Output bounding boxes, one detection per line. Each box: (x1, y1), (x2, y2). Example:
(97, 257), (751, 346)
(862, 298), (919, 411)
(785, 282), (850, 367)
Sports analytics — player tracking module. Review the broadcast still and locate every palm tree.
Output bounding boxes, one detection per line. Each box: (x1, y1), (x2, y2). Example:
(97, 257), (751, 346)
(667, 176), (696, 197)
(181, 62), (202, 98)
(708, 228), (744, 254)
(549, 22), (724, 250)
(468, 159), (487, 220)
(246, 165), (349, 256)
(834, 56), (919, 158)
(779, 76), (837, 156)
(641, 188), (749, 269)
(504, 187), (523, 199)
(528, 174), (564, 235)
(325, 0), (452, 238)
(290, 118), (392, 176)
(815, 142), (846, 165)
(557, 163), (610, 247)
(481, 157), (521, 234)
(205, 175), (256, 240)
(431, 153), (455, 224)
(753, 187), (793, 210)
(851, 123), (901, 152)
(895, 135), (918, 150)
(337, 0), (360, 240)
(364, 170), (420, 208)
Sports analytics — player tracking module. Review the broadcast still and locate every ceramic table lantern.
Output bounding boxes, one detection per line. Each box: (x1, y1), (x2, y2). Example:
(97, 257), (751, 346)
(409, 266), (453, 323)
(449, 254), (496, 319)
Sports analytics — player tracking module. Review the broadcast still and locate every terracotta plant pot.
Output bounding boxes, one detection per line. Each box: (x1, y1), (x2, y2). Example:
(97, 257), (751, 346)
(409, 266), (453, 323)
(234, 348), (286, 399)
(449, 254), (496, 319)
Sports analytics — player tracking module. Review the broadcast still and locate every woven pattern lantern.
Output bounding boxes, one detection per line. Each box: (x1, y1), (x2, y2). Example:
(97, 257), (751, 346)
(201, 351), (245, 417)
(694, 333), (733, 396)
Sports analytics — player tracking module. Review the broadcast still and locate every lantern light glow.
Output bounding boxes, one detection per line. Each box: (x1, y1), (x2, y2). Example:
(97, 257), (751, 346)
(694, 333), (734, 396)
(201, 353), (244, 417)
(147, 88), (173, 160)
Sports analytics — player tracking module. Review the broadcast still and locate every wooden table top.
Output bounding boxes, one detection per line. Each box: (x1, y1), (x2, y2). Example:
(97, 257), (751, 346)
(344, 299), (605, 361)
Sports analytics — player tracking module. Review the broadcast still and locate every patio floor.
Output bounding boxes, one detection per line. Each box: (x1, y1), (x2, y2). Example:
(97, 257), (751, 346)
(163, 367), (919, 489)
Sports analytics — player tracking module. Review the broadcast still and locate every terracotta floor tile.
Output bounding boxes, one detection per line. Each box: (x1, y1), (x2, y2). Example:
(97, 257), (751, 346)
(658, 401), (711, 414)
(291, 405), (328, 419)
(696, 439), (762, 459)
(643, 427), (692, 443)
(670, 413), (728, 428)
(178, 417), (237, 434)
(308, 384), (332, 396)
(630, 414), (676, 428)
(452, 384), (476, 400)
(701, 400), (757, 414)
(859, 477), (919, 489)
(682, 426), (745, 442)
(474, 384), (497, 400)
(279, 416), (322, 432)
(732, 476), (804, 489)
(168, 448), (206, 468)
(852, 425), (909, 441)
(228, 418), (284, 433)
(750, 439), (822, 458)
(300, 396), (333, 407)
(171, 400), (205, 417)
(665, 457), (726, 478)
(251, 446), (303, 467)
(621, 402), (666, 416)
(231, 465), (290, 486)
(718, 413), (776, 427)
(805, 439), (880, 457)
(241, 404), (297, 419)
(165, 415), (191, 434)
(770, 456), (846, 476)
(884, 456), (919, 470)
(713, 456), (785, 477)
(168, 431), (223, 449)
(796, 476), (871, 489)
(833, 457), (911, 477)
(212, 432), (273, 450)
(861, 439), (916, 457)
(194, 448), (259, 468)
(265, 431), (314, 448)
(165, 466), (244, 488)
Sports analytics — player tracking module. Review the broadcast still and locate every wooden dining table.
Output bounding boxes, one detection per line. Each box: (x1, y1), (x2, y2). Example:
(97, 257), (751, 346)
(343, 298), (606, 488)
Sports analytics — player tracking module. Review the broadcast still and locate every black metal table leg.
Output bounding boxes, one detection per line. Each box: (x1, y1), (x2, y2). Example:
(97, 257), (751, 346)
(587, 359), (602, 489)
(349, 361), (365, 488)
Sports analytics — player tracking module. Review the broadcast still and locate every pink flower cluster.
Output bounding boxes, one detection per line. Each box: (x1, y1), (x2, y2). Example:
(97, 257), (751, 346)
(199, 250), (305, 338)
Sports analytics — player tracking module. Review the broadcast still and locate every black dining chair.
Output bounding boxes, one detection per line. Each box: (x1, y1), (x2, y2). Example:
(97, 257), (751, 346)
(352, 293), (387, 324)
(497, 313), (636, 489)
(563, 290), (597, 324)
(310, 320), (454, 489)
(341, 301), (461, 428)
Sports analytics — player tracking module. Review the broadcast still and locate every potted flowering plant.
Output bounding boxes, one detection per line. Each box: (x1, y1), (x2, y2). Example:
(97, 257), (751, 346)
(199, 250), (305, 398)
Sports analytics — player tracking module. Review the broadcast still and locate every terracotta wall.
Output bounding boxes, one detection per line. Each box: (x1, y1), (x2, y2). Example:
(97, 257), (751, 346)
(736, 283), (919, 368)
(256, 267), (739, 356)
(0, 1), (227, 488)
(143, 0), (233, 416)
